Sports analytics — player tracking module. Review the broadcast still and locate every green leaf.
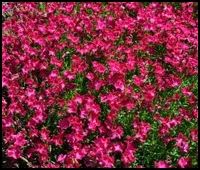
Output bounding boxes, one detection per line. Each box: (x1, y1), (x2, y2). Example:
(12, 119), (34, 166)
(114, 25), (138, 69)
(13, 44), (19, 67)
(171, 2), (182, 10)
(115, 33), (127, 46)
(116, 110), (135, 136)
(143, 2), (151, 7)
(45, 105), (60, 134)
(38, 2), (45, 11)
(75, 73), (88, 94)
(74, 3), (80, 14)
(86, 8), (93, 15)
(99, 103), (110, 122)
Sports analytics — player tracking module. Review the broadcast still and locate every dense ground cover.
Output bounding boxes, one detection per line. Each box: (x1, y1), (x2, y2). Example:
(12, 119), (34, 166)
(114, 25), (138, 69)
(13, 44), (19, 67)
(2, 2), (198, 168)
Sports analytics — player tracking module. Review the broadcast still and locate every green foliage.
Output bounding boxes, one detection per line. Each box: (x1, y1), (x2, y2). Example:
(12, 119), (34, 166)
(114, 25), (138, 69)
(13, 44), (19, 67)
(189, 141), (198, 168)
(143, 2), (151, 7)
(14, 108), (34, 129)
(134, 86), (140, 93)
(80, 33), (93, 44)
(74, 3), (80, 14)
(146, 74), (156, 84)
(85, 33), (93, 42)
(45, 105), (60, 134)
(171, 2), (182, 10)
(126, 67), (140, 85)
(139, 109), (153, 123)
(75, 73), (88, 94)
(181, 75), (197, 87)
(100, 85), (113, 94)
(131, 32), (139, 44)
(115, 34), (125, 46)
(135, 131), (166, 167)
(116, 110), (135, 136)
(167, 147), (180, 166)
(99, 103), (110, 122)
(101, 10), (111, 18)
(126, 71), (134, 84)
(84, 131), (99, 144)
(59, 33), (68, 43)
(126, 65), (140, 83)
(102, 2), (108, 7)
(63, 90), (75, 101)
(38, 2), (46, 11)
(193, 3), (198, 19)
(181, 74), (198, 97)
(162, 63), (177, 74)
(151, 44), (166, 60)
(136, 50), (149, 58)
(170, 119), (197, 138)
(127, 10), (137, 18)
(57, 48), (75, 70)
(86, 8), (93, 15)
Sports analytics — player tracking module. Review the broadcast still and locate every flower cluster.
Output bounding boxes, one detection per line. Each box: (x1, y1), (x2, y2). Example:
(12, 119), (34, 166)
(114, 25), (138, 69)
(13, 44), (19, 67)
(2, 2), (198, 168)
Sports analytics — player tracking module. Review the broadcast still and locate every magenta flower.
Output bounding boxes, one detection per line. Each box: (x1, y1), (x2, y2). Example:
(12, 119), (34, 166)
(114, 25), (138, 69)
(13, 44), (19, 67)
(178, 157), (191, 168)
(154, 160), (170, 168)
(2, 2), (198, 168)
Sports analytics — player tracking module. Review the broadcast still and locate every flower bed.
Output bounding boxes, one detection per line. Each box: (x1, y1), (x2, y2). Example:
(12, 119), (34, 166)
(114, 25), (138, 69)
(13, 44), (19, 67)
(2, 2), (198, 168)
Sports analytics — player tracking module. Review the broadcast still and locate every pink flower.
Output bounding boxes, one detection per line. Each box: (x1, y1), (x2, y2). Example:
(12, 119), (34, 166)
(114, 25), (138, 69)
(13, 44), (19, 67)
(133, 76), (144, 86)
(86, 72), (95, 80)
(57, 154), (67, 163)
(175, 133), (189, 153)
(178, 157), (191, 168)
(154, 160), (170, 168)
(96, 19), (106, 30)
(133, 119), (151, 143)
(67, 34), (80, 44)
(26, 88), (35, 97)
(50, 57), (63, 68)
(114, 79), (125, 91)
(190, 129), (198, 142)
(11, 132), (27, 147)
(2, 2), (198, 168)
(168, 74), (182, 88)
(2, 115), (13, 128)
(94, 79), (105, 91)
(44, 163), (60, 168)
(67, 100), (78, 114)
(94, 137), (109, 151)
(99, 154), (114, 168)
(126, 56), (136, 71)
(112, 142), (124, 152)
(88, 117), (100, 131)
(64, 70), (75, 81)
(136, 165), (144, 168)
(122, 142), (137, 167)
(92, 61), (106, 74)
(109, 73), (125, 91)
(6, 146), (21, 159)
(110, 126), (124, 139)
(143, 88), (156, 102)
(49, 70), (59, 79)
(51, 134), (64, 146)
(72, 55), (88, 73)
(40, 128), (50, 141)
(181, 87), (193, 97)
(125, 101), (135, 111)
(154, 63), (165, 75)
(108, 60), (125, 74)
